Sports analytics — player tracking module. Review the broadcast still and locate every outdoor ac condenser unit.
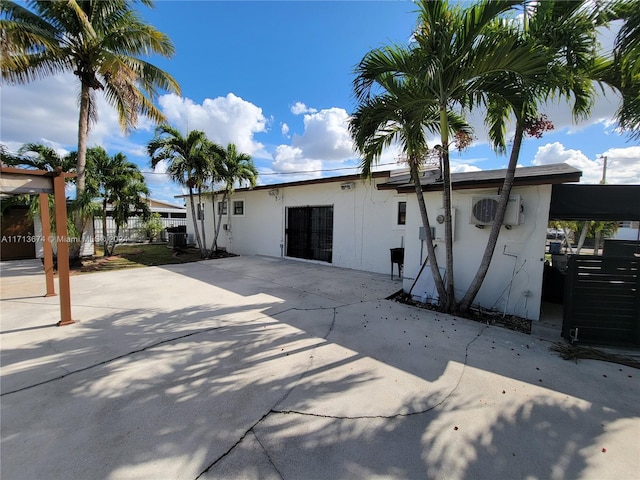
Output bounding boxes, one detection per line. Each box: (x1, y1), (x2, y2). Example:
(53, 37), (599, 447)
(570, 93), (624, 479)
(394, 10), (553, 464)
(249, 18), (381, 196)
(168, 232), (187, 247)
(470, 195), (523, 226)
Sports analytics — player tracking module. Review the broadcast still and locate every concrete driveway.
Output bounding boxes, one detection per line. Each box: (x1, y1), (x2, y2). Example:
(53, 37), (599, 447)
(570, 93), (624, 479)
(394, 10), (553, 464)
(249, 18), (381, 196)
(1, 256), (638, 480)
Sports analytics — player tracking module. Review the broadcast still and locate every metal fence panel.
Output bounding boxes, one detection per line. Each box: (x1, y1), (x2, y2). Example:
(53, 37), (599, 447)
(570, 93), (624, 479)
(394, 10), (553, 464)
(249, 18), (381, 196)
(562, 255), (640, 347)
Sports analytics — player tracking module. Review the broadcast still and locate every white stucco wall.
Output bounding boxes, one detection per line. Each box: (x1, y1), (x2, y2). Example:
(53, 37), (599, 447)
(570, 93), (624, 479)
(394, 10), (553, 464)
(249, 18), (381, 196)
(401, 185), (552, 320)
(185, 176), (408, 276)
(34, 216), (95, 257)
(186, 180), (552, 320)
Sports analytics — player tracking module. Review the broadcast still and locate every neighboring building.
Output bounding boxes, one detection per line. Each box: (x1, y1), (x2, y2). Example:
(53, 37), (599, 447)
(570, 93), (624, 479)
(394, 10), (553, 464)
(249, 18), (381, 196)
(29, 197), (186, 258)
(613, 221), (640, 241)
(182, 163), (582, 321)
(92, 197), (187, 244)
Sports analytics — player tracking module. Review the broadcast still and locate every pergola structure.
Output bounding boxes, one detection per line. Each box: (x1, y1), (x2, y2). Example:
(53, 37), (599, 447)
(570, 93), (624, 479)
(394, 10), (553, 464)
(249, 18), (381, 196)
(0, 166), (75, 326)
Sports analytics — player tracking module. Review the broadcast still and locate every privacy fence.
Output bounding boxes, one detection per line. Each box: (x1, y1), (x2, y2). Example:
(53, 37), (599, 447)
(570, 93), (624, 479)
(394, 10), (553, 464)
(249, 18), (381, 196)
(562, 255), (640, 347)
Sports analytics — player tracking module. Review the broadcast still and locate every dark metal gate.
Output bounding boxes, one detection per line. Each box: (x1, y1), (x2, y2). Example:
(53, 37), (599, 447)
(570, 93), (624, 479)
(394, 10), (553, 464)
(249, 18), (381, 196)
(286, 206), (333, 263)
(562, 256), (640, 347)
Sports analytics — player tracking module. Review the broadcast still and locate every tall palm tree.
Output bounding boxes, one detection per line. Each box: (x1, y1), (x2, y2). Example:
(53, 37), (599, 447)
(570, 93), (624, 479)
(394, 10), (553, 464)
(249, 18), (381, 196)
(147, 125), (212, 257)
(0, 0), (180, 205)
(458, 0), (603, 312)
(354, 0), (548, 311)
(85, 147), (149, 256)
(350, 74), (472, 304)
(210, 143), (257, 254)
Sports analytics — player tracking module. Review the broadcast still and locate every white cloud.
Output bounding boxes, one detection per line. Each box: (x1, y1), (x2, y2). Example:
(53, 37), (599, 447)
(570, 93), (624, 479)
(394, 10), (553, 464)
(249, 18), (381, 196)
(272, 145), (322, 176)
(0, 72), (157, 160)
(281, 122), (290, 138)
(270, 107), (358, 174)
(450, 162), (482, 173)
(290, 102), (317, 115)
(158, 93), (269, 158)
(292, 107), (356, 161)
(1, 75), (80, 147)
(532, 142), (640, 184)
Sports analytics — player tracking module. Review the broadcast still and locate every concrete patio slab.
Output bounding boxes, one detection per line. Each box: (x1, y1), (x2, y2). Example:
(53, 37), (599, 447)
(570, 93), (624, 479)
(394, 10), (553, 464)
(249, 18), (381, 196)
(1, 255), (638, 480)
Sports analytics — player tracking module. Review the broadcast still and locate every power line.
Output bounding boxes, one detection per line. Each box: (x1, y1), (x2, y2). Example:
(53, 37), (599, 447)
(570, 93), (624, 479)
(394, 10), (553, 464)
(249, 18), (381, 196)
(140, 161), (399, 176)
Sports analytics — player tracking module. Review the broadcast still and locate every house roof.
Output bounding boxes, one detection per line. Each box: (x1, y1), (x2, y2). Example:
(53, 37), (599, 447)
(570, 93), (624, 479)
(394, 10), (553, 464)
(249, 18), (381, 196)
(174, 170), (391, 198)
(147, 197), (186, 210)
(377, 163), (582, 193)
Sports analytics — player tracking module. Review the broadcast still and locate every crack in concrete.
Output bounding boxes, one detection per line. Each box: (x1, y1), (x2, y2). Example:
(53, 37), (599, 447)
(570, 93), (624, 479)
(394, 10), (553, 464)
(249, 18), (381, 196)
(195, 305), (488, 478)
(6, 290), (487, 479)
(268, 323), (488, 421)
(253, 430), (285, 480)
(194, 411), (273, 480)
(194, 306), (340, 479)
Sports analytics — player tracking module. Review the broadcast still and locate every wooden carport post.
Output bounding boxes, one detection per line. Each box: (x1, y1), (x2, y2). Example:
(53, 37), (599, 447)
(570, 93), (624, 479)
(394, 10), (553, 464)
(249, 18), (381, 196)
(0, 166), (75, 326)
(39, 193), (56, 297)
(51, 170), (74, 326)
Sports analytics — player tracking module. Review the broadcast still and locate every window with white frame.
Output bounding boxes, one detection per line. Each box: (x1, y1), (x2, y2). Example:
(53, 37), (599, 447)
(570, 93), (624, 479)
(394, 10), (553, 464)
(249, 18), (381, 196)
(217, 200), (228, 216)
(233, 200), (244, 216)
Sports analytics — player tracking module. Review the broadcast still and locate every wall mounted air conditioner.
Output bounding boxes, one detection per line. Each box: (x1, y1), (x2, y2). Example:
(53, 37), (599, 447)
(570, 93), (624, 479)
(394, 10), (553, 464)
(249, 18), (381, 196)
(470, 195), (523, 226)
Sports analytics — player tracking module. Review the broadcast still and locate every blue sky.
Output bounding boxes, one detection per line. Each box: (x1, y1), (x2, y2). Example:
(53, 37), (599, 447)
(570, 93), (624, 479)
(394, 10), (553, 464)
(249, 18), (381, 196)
(1, 1), (638, 205)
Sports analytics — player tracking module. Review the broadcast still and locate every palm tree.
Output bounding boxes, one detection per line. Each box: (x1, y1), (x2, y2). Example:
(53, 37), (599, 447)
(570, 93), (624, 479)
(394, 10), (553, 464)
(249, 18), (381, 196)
(1, 142), (77, 226)
(458, 0), (603, 313)
(3, 143), (76, 172)
(353, 0), (548, 311)
(350, 73), (472, 304)
(210, 143), (257, 254)
(147, 125), (212, 257)
(0, 0), (180, 211)
(85, 147), (150, 256)
(607, 0), (640, 139)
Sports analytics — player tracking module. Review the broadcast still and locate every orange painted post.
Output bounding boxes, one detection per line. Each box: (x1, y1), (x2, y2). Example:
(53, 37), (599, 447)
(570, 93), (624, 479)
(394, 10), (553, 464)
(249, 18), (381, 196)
(39, 193), (56, 297)
(53, 173), (74, 326)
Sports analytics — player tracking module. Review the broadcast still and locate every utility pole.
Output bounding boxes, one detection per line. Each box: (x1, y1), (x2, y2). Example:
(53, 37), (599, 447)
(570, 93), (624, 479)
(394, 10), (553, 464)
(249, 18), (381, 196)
(600, 155), (608, 184)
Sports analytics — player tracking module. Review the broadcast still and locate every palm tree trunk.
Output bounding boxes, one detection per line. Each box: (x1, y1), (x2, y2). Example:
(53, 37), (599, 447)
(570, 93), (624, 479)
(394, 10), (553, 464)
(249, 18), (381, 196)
(410, 162), (447, 305)
(563, 228), (575, 254)
(439, 108), (455, 311)
(198, 187), (207, 257)
(209, 193), (218, 255)
(102, 198), (108, 257)
(458, 124), (525, 313)
(575, 222), (590, 254)
(75, 82), (91, 234)
(109, 223), (121, 257)
(188, 188), (203, 256)
(213, 192), (228, 254)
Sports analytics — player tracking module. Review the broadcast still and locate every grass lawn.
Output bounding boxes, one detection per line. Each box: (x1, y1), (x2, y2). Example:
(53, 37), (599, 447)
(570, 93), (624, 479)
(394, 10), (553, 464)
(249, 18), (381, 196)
(77, 243), (204, 273)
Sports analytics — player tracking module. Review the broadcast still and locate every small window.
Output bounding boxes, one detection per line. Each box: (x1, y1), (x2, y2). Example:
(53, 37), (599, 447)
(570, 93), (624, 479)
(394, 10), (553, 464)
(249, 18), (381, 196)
(397, 201), (406, 225)
(217, 201), (228, 215)
(197, 203), (205, 220)
(233, 200), (244, 216)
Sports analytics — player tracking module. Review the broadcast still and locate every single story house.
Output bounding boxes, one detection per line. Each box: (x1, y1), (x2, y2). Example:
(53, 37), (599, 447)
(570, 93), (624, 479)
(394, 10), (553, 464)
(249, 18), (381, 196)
(181, 163), (582, 320)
